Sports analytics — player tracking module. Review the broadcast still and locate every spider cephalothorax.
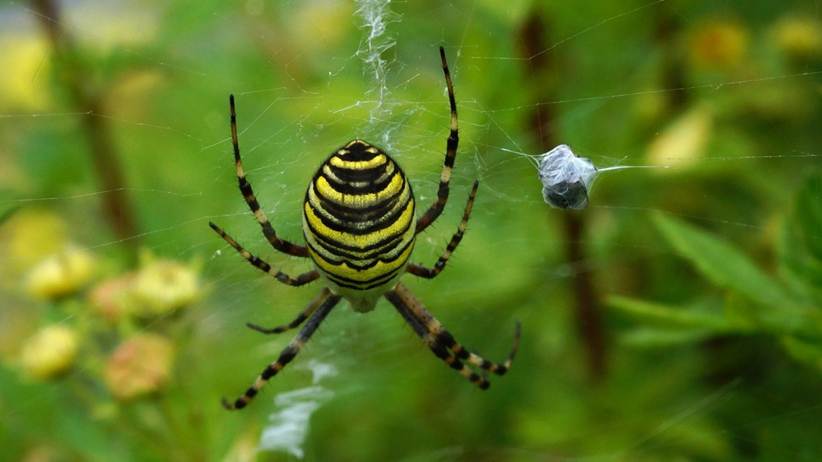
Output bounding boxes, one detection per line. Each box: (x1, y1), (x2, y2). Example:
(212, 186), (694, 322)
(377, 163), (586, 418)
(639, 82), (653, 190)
(210, 47), (520, 410)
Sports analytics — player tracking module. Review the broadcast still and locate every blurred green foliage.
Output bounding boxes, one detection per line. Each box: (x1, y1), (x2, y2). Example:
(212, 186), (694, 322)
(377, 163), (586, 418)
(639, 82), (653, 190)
(1, 1), (821, 461)
(611, 174), (822, 352)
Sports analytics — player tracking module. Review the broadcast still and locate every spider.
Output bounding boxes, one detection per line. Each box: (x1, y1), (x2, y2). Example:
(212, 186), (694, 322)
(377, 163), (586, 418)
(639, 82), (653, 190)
(210, 47), (520, 410)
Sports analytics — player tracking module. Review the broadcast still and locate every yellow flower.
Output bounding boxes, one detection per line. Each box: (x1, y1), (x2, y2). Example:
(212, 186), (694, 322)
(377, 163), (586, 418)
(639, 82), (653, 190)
(647, 105), (713, 169)
(0, 34), (50, 111)
(689, 19), (749, 70)
(131, 253), (201, 317)
(772, 16), (822, 59)
(0, 209), (68, 275)
(104, 333), (174, 400)
(287, 0), (353, 53)
(64, 2), (159, 53)
(25, 245), (96, 300)
(20, 325), (79, 380)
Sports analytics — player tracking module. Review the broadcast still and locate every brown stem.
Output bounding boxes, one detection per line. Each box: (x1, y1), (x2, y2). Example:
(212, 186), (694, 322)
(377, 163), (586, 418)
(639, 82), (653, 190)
(30, 0), (140, 250)
(517, 9), (607, 381)
(654, 4), (688, 113)
(562, 214), (606, 380)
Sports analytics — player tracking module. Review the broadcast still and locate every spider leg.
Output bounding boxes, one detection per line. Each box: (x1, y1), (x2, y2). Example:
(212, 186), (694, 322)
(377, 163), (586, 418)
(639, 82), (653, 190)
(227, 94), (308, 257)
(246, 288), (331, 334)
(393, 283), (520, 376)
(415, 46), (459, 235)
(209, 221), (319, 287)
(385, 288), (490, 390)
(407, 180), (478, 279)
(222, 292), (341, 410)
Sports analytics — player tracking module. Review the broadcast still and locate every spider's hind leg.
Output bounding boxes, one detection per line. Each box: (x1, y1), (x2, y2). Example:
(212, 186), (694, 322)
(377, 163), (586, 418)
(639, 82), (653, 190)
(386, 288), (489, 389)
(222, 291), (341, 410)
(246, 288), (331, 335)
(391, 282), (520, 376)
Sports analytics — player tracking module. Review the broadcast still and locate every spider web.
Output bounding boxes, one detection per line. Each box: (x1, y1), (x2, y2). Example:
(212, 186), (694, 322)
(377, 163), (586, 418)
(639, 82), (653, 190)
(1, 0), (821, 460)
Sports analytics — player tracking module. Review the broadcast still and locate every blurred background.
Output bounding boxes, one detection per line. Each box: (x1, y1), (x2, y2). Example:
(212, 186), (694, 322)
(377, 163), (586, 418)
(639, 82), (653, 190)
(1, 0), (821, 460)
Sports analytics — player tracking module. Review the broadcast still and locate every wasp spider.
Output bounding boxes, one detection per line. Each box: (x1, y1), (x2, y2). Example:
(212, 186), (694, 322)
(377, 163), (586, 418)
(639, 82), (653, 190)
(211, 47), (520, 410)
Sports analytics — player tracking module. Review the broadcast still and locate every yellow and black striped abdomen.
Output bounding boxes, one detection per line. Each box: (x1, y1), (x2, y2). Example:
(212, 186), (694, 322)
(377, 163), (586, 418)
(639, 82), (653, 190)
(303, 140), (415, 305)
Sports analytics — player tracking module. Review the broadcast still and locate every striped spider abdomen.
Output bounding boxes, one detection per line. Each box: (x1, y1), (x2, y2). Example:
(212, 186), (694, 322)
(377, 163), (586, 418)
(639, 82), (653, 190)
(303, 140), (415, 311)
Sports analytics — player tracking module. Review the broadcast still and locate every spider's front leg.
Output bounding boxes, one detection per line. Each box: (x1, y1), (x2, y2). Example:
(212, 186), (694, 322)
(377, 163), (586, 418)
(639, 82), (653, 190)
(226, 94), (308, 257)
(416, 47), (460, 234)
(407, 180), (478, 279)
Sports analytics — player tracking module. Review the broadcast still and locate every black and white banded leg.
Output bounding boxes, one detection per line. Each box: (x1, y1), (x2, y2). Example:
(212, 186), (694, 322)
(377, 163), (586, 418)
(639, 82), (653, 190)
(222, 292), (342, 410)
(407, 180), (478, 279)
(228, 94), (308, 257)
(246, 288), (332, 335)
(209, 221), (319, 287)
(392, 283), (520, 376)
(386, 288), (490, 389)
(416, 46), (460, 235)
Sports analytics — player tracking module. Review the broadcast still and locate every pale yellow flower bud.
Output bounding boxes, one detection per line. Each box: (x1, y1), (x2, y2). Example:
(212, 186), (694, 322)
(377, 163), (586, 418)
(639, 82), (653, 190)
(772, 16), (822, 59)
(131, 256), (201, 317)
(20, 325), (79, 380)
(0, 35), (50, 110)
(647, 105), (713, 169)
(689, 20), (749, 70)
(104, 333), (174, 401)
(0, 209), (67, 275)
(24, 245), (96, 300)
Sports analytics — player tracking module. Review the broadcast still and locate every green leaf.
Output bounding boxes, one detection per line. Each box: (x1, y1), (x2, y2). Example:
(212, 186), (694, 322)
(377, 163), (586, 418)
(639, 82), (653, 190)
(653, 213), (822, 337)
(778, 172), (822, 304)
(619, 327), (717, 347)
(608, 296), (738, 332)
(652, 213), (793, 309)
(780, 336), (822, 373)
